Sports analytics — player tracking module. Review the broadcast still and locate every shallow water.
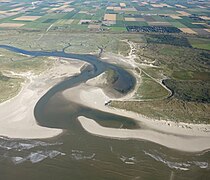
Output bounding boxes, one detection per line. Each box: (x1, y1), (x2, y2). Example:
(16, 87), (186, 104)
(0, 45), (209, 180)
(0, 135), (210, 180)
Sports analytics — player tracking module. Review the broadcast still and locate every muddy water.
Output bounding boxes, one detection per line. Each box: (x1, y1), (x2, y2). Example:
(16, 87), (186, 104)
(0, 45), (209, 180)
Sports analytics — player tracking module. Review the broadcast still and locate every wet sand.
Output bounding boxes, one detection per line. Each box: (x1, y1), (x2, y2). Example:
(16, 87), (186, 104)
(63, 83), (210, 152)
(0, 58), (85, 139)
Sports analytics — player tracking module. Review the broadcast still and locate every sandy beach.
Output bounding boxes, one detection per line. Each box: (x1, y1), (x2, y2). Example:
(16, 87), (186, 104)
(0, 58), (85, 139)
(0, 49), (210, 152)
(78, 116), (210, 152)
(63, 83), (210, 152)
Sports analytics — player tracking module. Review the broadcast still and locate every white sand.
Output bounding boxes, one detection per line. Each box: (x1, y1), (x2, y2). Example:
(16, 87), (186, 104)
(78, 116), (210, 152)
(0, 58), (85, 139)
(63, 83), (210, 152)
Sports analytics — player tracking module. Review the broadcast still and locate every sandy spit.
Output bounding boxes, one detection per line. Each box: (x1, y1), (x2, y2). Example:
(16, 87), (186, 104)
(63, 83), (210, 152)
(78, 116), (210, 152)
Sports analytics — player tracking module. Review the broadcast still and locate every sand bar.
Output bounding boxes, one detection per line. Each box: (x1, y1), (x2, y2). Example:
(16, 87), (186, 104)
(78, 116), (210, 152)
(63, 82), (210, 152)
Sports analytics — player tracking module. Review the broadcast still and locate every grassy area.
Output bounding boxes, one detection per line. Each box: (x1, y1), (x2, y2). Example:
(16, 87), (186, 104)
(0, 72), (23, 103)
(163, 79), (210, 103)
(137, 43), (210, 72)
(105, 69), (119, 84)
(172, 71), (210, 81)
(0, 48), (55, 103)
(0, 49), (53, 74)
(111, 99), (210, 124)
(0, 30), (138, 55)
(188, 37), (210, 51)
(135, 72), (169, 100)
(114, 41), (210, 124)
(146, 34), (192, 47)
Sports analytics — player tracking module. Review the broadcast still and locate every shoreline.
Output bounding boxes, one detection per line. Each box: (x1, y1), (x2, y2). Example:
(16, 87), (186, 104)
(78, 116), (210, 152)
(0, 58), (85, 139)
(62, 83), (210, 152)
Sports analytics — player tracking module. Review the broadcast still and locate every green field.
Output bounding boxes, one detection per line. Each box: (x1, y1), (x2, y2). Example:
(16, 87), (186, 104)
(135, 72), (170, 100)
(188, 37), (210, 50)
(0, 72), (23, 103)
(0, 0), (209, 34)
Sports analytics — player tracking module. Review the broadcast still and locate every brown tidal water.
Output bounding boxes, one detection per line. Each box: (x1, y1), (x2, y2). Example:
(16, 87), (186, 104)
(0, 131), (210, 180)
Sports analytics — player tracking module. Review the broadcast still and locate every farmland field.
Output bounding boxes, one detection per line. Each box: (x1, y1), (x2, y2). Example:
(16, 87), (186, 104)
(0, 0), (208, 37)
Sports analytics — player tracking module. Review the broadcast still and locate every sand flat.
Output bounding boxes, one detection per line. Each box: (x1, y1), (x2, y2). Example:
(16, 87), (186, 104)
(0, 58), (85, 139)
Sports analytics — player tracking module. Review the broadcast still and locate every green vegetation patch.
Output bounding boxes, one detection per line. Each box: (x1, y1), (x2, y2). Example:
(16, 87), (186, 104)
(172, 71), (210, 81)
(0, 72), (23, 103)
(42, 19), (57, 23)
(140, 44), (209, 72)
(124, 21), (148, 26)
(111, 99), (210, 124)
(169, 21), (187, 28)
(188, 37), (210, 51)
(135, 72), (169, 100)
(163, 79), (210, 103)
(0, 49), (53, 74)
(105, 69), (119, 84)
(146, 34), (192, 47)
(109, 26), (126, 32)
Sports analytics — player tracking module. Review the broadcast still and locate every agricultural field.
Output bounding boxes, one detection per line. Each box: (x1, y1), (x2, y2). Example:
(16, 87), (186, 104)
(0, 0), (209, 36)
